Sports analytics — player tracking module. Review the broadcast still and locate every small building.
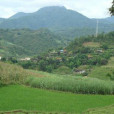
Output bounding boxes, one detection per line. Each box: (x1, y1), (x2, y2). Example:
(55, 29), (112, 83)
(60, 50), (64, 53)
(20, 57), (31, 61)
(60, 49), (67, 54)
(74, 69), (86, 74)
(96, 49), (104, 53)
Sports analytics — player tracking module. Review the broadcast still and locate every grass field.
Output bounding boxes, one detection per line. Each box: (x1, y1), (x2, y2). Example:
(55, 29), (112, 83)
(83, 105), (114, 114)
(0, 85), (114, 113)
(88, 57), (114, 81)
(83, 42), (100, 48)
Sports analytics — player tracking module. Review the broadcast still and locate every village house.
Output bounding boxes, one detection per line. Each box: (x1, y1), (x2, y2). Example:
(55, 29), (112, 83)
(74, 69), (86, 74)
(60, 49), (67, 54)
(96, 49), (104, 53)
(20, 57), (31, 61)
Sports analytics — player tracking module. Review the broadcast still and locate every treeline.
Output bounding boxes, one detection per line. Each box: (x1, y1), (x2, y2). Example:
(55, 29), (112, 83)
(2, 32), (114, 74)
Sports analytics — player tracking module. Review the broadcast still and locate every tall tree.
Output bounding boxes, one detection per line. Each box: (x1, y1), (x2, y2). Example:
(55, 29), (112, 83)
(109, 0), (114, 15)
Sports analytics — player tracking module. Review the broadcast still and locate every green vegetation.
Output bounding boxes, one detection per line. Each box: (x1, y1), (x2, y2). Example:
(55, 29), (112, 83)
(88, 67), (114, 81)
(109, 0), (114, 15)
(0, 85), (114, 113)
(83, 105), (114, 114)
(0, 61), (28, 85)
(88, 57), (114, 81)
(17, 32), (114, 75)
(0, 5), (114, 114)
(0, 40), (31, 57)
(53, 66), (72, 75)
(25, 72), (114, 95)
(0, 28), (65, 56)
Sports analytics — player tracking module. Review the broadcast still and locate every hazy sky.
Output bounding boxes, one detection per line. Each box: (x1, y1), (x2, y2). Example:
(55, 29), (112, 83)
(0, 0), (112, 18)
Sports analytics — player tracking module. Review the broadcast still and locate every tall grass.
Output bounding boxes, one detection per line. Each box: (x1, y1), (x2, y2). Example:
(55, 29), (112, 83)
(0, 62), (28, 85)
(26, 75), (114, 95)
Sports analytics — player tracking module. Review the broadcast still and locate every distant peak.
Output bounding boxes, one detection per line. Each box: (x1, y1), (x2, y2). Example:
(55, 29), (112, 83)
(38, 6), (66, 11)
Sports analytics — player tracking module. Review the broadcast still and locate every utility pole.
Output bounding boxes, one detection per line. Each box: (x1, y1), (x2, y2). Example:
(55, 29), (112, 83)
(95, 20), (99, 38)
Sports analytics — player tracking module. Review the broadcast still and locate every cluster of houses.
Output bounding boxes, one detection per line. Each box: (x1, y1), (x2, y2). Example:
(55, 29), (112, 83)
(49, 49), (67, 56)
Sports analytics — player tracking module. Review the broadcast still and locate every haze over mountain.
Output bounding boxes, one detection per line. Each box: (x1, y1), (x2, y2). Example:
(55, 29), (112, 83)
(100, 16), (114, 23)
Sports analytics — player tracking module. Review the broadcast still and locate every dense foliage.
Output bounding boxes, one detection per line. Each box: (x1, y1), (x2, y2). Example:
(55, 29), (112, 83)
(0, 62), (28, 85)
(16, 32), (114, 75)
(0, 28), (65, 56)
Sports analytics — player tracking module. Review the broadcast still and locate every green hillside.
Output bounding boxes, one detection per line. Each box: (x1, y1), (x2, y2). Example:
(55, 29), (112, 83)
(20, 31), (114, 79)
(0, 40), (32, 57)
(0, 28), (65, 56)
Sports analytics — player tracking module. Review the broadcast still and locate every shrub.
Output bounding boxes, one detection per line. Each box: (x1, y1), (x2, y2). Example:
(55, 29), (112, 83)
(0, 62), (28, 85)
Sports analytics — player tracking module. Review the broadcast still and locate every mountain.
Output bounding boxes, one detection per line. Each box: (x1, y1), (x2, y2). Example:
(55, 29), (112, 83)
(102, 16), (114, 23)
(0, 18), (5, 24)
(9, 12), (29, 19)
(0, 28), (65, 57)
(0, 6), (114, 39)
(0, 6), (96, 29)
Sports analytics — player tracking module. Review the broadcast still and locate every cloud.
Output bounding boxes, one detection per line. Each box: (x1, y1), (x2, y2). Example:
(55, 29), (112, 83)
(0, 0), (112, 18)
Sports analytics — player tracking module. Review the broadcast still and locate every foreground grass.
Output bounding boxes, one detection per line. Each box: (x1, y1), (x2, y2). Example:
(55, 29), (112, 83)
(0, 85), (114, 113)
(26, 73), (114, 95)
(88, 67), (114, 81)
(83, 105), (114, 114)
(88, 57), (114, 81)
(0, 62), (28, 85)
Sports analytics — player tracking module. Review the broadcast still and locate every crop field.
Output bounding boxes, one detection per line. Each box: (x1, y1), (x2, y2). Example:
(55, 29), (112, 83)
(0, 85), (114, 113)
(26, 73), (114, 95)
(83, 42), (100, 48)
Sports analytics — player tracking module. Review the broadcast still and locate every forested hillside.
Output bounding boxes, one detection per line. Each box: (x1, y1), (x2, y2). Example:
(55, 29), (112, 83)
(0, 29), (65, 57)
(0, 40), (32, 57)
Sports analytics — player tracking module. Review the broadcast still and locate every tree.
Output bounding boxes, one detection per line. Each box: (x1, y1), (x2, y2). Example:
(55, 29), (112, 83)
(38, 60), (47, 71)
(109, 0), (114, 15)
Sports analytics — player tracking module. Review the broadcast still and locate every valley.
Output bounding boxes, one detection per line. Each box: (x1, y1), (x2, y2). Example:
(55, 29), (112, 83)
(0, 5), (114, 114)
